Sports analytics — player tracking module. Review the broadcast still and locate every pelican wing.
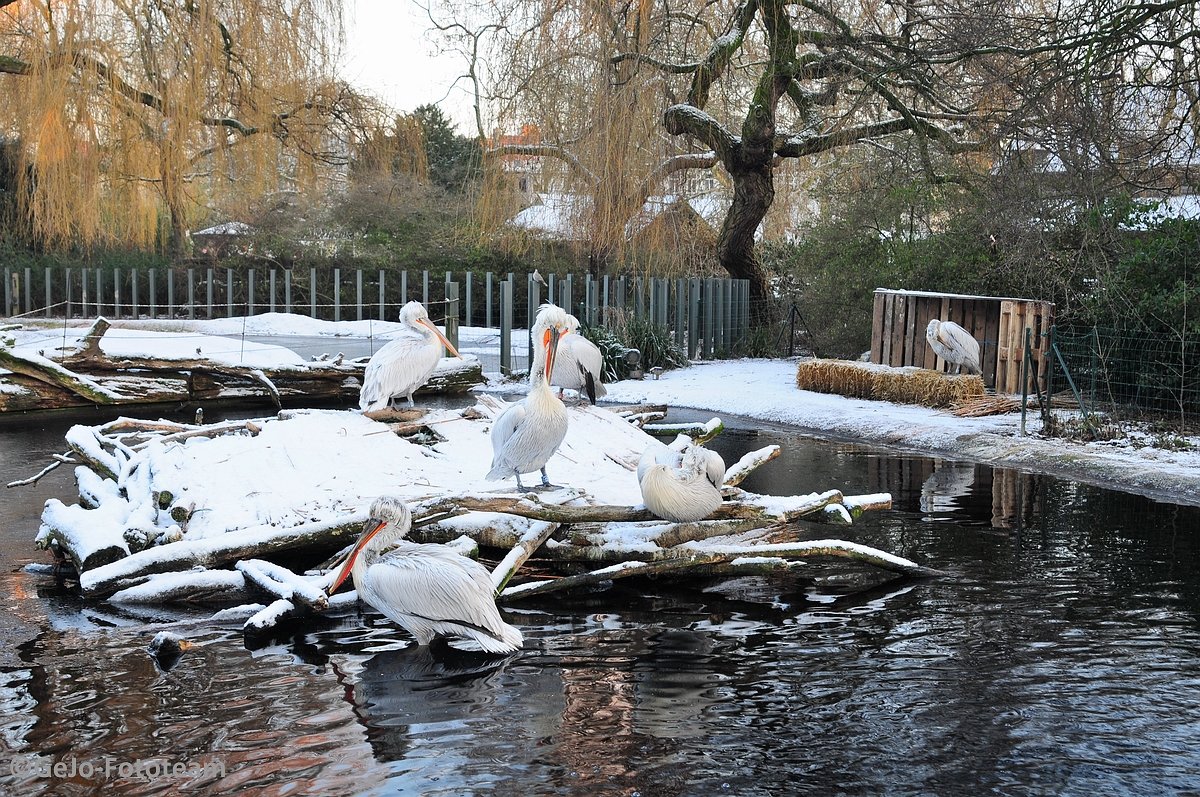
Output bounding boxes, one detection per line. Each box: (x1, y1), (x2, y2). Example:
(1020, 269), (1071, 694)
(487, 400), (528, 479)
(699, 447), (727, 489)
(364, 544), (522, 652)
(556, 335), (607, 403)
(359, 333), (444, 411)
(926, 319), (982, 374)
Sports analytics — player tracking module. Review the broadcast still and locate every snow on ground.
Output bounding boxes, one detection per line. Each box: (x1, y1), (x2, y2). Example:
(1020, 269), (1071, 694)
(602, 359), (1200, 507)
(6, 313), (1198, 506)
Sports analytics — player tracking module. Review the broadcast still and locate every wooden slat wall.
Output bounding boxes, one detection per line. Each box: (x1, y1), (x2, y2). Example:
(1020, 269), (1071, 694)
(870, 289), (1053, 392)
(995, 299), (1054, 394)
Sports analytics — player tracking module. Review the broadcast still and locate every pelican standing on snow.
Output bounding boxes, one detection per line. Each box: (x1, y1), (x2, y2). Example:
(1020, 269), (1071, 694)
(533, 311), (607, 405)
(360, 301), (463, 411)
(487, 304), (571, 490)
(637, 437), (727, 522)
(926, 319), (982, 375)
(327, 496), (523, 654)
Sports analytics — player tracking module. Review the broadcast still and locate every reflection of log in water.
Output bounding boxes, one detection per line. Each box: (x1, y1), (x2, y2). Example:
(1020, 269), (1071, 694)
(990, 468), (1041, 531)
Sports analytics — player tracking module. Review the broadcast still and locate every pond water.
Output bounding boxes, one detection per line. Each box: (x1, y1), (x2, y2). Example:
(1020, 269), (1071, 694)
(1, 403), (1199, 796)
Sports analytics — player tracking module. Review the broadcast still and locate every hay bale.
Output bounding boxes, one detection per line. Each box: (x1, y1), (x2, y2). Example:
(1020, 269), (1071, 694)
(797, 359), (984, 408)
(796, 359), (876, 399)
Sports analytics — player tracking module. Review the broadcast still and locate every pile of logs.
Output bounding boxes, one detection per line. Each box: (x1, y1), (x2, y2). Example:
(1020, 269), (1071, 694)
(21, 402), (943, 633)
(0, 318), (482, 413)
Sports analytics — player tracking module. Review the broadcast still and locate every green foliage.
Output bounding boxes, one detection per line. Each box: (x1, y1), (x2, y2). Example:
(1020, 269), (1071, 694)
(580, 312), (689, 381)
(414, 105), (482, 193)
(1083, 214), (1199, 335)
(614, 315), (689, 370)
(580, 325), (629, 381)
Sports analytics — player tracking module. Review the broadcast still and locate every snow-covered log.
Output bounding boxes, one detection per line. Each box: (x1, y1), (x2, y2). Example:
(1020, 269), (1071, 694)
(25, 403), (926, 611)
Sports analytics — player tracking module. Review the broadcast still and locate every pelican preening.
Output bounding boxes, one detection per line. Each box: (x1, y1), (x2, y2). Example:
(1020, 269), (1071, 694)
(532, 310), (608, 405)
(926, 319), (982, 376)
(359, 301), (463, 411)
(327, 496), (523, 654)
(487, 304), (571, 490)
(637, 437), (727, 523)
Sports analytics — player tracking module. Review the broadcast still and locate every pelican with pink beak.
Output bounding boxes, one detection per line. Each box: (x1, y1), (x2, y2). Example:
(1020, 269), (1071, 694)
(326, 496), (523, 654)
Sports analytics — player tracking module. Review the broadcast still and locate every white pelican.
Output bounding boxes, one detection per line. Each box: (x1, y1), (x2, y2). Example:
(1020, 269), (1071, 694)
(327, 496), (523, 654)
(487, 304), (571, 490)
(533, 311), (607, 405)
(637, 437), (726, 522)
(926, 319), (982, 375)
(360, 301), (462, 411)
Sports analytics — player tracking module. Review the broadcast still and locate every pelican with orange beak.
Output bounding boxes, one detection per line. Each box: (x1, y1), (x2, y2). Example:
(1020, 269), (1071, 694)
(326, 496), (523, 654)
(486, 304), (571, 490)
(359, 301), (463, 411)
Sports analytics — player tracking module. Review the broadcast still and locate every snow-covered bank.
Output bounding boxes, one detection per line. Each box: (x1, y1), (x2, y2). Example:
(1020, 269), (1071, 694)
(9, 313), (1196, 506)
(602, 359), (1200, 508)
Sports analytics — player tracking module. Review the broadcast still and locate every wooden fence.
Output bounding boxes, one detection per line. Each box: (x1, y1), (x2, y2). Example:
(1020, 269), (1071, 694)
(870, 288), (1054, 392)
(2, 266), (751, 371)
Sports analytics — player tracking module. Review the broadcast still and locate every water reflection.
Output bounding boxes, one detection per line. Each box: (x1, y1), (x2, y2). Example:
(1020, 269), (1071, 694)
(3, 408), (1200, 795)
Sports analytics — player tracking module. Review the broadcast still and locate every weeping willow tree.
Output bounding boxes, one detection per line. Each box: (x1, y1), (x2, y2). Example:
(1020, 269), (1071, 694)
(460, 0), (722, 279)
(0, 0), (362, 257)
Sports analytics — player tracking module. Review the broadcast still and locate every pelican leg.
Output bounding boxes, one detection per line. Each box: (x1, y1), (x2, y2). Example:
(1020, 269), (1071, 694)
(407, 394), (416, 407)
(540, 467), (552, 487)
(514, 471), (527, 491)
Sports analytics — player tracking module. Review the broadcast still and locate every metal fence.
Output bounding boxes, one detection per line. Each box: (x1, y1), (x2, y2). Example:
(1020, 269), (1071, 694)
(1052, 325), (1199, 424)
(2, 265), (751, 369)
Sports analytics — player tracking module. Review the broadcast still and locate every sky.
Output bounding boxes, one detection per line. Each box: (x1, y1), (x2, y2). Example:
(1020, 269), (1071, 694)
(340, 1), (478, 134)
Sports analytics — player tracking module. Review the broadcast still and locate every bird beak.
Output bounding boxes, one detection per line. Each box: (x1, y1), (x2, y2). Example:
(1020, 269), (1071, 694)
(543, 326), (562, 381)
(419, 318), (463, 359)
(328, 518), (386, 594)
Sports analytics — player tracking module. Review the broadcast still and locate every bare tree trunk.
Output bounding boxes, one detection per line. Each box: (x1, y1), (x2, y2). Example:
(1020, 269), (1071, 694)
(717, 164), (776, 326)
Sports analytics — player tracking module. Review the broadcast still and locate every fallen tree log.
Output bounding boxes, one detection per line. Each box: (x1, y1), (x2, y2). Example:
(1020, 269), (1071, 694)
(499, 538), (945, 601)
(26, 404), (927, 614)
(2, 317), (485, 414)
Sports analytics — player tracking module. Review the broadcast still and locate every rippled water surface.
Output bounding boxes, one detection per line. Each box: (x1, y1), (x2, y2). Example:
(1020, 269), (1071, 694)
(2, 406), (1199, 796)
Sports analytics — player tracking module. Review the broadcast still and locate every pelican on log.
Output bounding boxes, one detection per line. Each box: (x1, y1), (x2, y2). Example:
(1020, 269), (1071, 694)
(487, 304), (571, 490)
(327, 496), (523, 654)
(360, 301), (462, 411)
(637, 437), (727, 523)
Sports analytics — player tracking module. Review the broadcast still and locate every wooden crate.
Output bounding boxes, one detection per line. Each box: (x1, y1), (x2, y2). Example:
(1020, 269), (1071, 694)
(995, 299), (1054, 394)
(871, 289), (1053, 392)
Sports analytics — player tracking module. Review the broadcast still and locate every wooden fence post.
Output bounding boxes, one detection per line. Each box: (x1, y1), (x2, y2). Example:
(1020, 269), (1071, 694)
(500, 277), (513, 376)
(377, 269), (385, 320)
(445, 281), (459, 351)
(465, 271), (473, 327)
(527, 272), (541, 371)
(485, 271), (493, 328)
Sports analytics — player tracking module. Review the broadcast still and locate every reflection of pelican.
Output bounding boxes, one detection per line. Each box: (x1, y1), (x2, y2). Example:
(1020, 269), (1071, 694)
(488, 304), (571, 490)
(360, 301), (463, 411)
(533, 311), (607, 404)
(926, 319), (981, 375)
(328, 496), (523, 654)
(919, 461), (977, 513)
(637, 437), (726, 522)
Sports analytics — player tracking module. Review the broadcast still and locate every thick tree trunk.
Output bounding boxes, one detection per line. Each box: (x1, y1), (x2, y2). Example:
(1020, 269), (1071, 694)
(718, 162), (776, 327)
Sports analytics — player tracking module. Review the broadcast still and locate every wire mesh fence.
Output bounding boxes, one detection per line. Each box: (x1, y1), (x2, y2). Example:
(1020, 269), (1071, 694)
(1052, 325), (1199, 426)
